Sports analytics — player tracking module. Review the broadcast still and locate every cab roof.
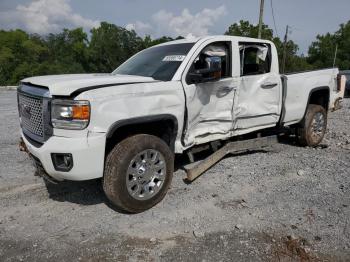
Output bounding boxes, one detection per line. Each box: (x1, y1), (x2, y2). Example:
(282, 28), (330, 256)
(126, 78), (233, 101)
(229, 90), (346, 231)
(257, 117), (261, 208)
(157, 35), (273, 46)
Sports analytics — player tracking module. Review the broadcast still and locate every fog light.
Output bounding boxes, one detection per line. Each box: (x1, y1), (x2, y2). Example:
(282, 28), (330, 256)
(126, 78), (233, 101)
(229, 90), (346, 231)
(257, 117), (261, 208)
(51, 153), (73, 172)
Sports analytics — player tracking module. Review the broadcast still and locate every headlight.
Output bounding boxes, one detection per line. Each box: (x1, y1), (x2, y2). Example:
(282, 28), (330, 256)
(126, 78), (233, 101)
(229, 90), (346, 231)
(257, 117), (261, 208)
(51, 100), (90, 130)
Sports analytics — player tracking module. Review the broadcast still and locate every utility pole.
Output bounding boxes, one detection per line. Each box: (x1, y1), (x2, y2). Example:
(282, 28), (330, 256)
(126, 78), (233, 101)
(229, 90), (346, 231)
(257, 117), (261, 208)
(281, 25), (289, 74)
(258, 0), (265, 39)
(333, 44), (338, 68)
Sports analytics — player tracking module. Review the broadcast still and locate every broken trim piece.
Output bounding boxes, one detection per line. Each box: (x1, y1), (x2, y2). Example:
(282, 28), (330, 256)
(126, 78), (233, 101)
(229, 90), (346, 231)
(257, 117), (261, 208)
(184, 135), (278, 182)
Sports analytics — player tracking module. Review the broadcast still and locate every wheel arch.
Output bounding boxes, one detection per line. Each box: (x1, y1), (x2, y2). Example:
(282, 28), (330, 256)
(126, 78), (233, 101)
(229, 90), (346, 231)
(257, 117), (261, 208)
(106, 114), (178, 154)
(301, 86), (330, 122)
(291, 86), (330, 128)
(308, 86), (330, 108)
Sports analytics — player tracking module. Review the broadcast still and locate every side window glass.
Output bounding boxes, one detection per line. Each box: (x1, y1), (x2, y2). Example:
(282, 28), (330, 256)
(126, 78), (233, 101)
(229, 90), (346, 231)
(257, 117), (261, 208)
(187, 42), (231, 84)
(239, 43), (271, 76)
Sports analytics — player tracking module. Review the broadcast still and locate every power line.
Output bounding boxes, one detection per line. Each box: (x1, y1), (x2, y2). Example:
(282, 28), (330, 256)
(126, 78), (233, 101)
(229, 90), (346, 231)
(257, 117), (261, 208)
(270, 0), (279, 38)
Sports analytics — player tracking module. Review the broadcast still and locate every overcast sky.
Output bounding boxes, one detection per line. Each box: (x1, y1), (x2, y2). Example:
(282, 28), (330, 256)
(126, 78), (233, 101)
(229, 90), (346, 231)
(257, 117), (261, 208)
(0, 0), (349, 54)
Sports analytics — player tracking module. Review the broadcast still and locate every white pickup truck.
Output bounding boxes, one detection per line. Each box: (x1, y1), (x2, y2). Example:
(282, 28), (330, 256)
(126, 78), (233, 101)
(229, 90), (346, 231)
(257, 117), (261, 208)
(18, 36), (343, 213)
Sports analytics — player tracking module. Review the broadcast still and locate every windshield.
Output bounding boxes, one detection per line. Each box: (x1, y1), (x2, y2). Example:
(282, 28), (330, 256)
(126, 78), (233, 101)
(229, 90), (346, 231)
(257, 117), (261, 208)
(112, 43), (194, 81)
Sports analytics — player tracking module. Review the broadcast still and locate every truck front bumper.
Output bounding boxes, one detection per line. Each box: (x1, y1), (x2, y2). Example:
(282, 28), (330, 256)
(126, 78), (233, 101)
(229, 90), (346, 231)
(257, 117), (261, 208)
(20, 131), (106, 181)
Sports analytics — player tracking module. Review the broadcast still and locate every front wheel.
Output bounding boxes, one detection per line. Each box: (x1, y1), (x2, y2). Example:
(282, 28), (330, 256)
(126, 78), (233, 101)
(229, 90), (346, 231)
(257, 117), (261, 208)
(297, 104), (327, 147)
(103, 134), (174, 213)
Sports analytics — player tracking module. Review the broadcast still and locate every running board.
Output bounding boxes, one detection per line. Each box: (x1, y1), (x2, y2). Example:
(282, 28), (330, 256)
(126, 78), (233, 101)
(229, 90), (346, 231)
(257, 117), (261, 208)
(184, 135), (278, 182)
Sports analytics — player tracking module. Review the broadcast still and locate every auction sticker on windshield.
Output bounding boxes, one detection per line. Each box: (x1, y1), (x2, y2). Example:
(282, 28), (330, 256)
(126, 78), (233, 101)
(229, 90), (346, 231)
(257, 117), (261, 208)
(162, 55), (186, 62)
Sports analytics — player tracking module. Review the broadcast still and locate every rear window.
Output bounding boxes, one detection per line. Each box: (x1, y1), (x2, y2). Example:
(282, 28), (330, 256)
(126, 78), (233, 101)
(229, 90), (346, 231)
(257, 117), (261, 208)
(239, 43), (271, 76)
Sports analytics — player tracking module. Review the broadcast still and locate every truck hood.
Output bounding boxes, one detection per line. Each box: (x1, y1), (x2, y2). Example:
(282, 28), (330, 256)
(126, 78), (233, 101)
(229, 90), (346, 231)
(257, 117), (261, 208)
(21, 74), (158, 96)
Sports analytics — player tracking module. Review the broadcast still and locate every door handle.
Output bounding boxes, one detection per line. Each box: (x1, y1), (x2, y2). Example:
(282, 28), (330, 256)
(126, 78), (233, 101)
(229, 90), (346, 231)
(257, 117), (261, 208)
(261, 82), (278, 88)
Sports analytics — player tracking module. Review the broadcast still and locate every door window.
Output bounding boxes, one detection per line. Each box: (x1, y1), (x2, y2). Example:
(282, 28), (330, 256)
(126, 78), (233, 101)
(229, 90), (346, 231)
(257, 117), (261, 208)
(239, 43), (271, 76)
(186, 42), (231, 84)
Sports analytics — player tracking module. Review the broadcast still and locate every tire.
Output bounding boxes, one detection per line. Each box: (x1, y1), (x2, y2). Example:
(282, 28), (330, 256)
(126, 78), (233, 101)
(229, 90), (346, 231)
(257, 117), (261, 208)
(297, 104), (327, 147)
(103, 134), (174, 213)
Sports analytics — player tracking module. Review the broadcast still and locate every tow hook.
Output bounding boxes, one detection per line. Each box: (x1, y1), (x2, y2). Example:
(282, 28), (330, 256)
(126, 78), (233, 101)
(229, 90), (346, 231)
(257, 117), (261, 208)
(19, 137), (28, 153)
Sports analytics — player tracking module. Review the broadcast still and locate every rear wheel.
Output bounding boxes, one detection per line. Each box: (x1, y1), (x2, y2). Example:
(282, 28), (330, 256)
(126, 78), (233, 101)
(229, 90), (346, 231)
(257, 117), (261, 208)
(103, 134), (174, 213)
(297, 104), (327, 147)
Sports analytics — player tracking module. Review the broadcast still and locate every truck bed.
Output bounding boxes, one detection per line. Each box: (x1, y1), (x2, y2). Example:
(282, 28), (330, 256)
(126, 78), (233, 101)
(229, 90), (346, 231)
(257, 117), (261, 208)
(282, 68), (340, 125)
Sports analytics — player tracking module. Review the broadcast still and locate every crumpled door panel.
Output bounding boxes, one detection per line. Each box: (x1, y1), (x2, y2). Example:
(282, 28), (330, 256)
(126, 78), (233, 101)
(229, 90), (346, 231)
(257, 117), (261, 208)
(234, 74), (280, 130)
(184, 78), (237, 146)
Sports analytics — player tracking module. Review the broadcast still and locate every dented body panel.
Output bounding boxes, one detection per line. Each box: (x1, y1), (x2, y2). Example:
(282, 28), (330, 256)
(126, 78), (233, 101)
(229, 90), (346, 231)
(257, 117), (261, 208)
(76, 81), (186, 152)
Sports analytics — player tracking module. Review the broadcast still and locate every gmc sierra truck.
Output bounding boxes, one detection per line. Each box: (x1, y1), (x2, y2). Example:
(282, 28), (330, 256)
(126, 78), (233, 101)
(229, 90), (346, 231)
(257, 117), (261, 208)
(17, 36), (344, 213)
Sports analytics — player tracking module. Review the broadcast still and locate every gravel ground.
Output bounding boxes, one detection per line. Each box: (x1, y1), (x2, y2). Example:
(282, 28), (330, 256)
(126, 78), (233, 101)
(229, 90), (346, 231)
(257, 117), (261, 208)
(0, 89), (349, 262)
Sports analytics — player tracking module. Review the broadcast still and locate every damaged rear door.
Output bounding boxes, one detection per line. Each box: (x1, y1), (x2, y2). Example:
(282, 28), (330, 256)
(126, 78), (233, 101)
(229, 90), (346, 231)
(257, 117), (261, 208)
(234, 42), (281, 131)
(182, 40), (238, 146)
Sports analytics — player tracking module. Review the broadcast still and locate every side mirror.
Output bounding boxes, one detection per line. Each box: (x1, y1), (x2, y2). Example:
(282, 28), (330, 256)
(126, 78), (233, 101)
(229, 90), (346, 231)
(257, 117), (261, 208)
(187, 56), (222, 84)
(187, 72), (203, 84)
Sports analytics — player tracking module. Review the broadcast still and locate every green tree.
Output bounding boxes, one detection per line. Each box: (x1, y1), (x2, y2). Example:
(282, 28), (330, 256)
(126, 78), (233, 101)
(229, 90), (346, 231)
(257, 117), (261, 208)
(0, 28), (94, 85)
(43, 28), (90, 74)
(225, 20), (274, 40)
(89, 22), (144, 72)
(142, 35), (184, 48)
(0, 29), (48, 85)
(308, 21), (350, 70)
(7, 20), (349, 85)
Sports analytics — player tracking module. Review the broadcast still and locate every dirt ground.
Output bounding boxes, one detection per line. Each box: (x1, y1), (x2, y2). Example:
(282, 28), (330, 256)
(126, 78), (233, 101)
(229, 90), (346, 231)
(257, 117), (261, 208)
(0, 89), (349, 261)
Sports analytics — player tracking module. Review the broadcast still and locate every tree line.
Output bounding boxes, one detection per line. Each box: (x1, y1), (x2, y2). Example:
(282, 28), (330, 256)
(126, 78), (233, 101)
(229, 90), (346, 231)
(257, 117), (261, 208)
(0, 20), (349, 85)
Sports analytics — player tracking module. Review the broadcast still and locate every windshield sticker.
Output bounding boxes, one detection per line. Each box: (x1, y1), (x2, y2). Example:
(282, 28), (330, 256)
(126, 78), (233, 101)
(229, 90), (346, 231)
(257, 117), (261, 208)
(162, 55), (186, 62)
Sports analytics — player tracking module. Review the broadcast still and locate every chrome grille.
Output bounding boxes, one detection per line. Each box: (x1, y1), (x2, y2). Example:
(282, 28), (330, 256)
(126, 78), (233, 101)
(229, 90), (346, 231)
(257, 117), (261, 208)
(18, 93), (44, 137)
